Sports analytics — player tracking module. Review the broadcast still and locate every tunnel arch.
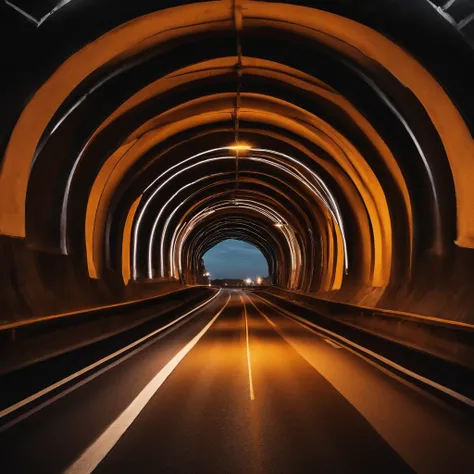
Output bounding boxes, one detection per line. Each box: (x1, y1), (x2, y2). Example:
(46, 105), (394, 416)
(1, 0), (473, 317)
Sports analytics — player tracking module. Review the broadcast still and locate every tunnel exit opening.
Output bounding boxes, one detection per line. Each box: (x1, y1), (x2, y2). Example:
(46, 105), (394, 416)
(202, 239), (270, 286)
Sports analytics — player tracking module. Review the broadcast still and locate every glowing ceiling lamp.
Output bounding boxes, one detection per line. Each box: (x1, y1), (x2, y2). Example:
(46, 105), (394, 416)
(228, 143), (252, 152)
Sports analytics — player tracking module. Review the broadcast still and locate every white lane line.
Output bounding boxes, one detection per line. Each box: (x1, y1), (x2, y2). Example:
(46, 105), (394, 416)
(240, 294), (255, 401)
(0, 309), (199, 433)
(245, 294), (276, 328)
(254, 293), (474, 409)
(0, 290), (222, 421)
(65, 293), (231, 474)
(247, 293), (338, 350)
(323, 338), (342, 349)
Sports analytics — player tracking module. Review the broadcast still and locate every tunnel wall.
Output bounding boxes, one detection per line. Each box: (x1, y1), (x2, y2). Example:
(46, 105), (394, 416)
(2, 0), (474, 329)
(314, 246), (474, 324)
(0, 236), (183, 324)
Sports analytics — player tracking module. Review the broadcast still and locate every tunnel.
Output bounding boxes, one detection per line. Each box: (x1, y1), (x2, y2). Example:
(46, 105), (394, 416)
(1, 1), (474, 473)
(2, 0), (474, 320)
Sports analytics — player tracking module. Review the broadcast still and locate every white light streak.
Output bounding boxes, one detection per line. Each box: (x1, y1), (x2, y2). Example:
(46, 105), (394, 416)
(160, 174), (228, 278)
(132, 146), (348, 284)
(133, 147), (231, 280)
(253, 148), (349, 272)
(5, 0), (78, 27)
(148, 157), (234, 279)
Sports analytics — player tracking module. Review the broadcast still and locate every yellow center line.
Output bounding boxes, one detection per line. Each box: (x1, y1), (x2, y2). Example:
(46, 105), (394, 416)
(240, 293), (255, 401)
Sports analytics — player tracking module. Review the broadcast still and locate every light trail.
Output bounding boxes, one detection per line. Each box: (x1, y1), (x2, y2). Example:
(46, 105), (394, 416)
(133, 147), (231, 279)
(132, 146), (346, 282)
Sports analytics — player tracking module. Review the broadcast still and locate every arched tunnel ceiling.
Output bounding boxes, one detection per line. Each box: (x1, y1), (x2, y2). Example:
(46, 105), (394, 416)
(1, 0), (474, 298)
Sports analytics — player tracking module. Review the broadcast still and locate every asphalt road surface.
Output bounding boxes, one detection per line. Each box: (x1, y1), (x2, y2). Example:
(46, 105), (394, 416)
(1, 289), (473, 473)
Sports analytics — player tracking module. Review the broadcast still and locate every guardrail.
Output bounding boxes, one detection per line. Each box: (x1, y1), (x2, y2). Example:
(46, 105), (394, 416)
(259, 288), (474, 368)
(254, 289), (474, 411)
(0, 286), (214, 345)
(267, 287), (474, 328)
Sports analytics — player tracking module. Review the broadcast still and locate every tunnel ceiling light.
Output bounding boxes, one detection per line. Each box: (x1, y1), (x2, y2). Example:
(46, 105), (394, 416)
(228, 144), (252, 152)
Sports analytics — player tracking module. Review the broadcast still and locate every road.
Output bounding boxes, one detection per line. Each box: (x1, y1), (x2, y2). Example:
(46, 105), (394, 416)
(1, 289), (474, 473)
